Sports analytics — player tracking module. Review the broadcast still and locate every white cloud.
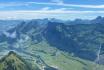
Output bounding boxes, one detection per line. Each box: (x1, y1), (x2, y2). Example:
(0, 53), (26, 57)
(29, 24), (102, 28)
(52, 8), (67, 11)
(20, 10), (104, 14)
(0, 10), (104, 20)
(0, 10), (104, 15)
(0, 2), (104, 9)
(41, 7), (71, 11)
(0, 2), (28, 7)
(41, 7), (51, 11)
(0, 0), (104, 9)
(51, 0), (64, 4)
(28, 2), (104, 9)
(3, 31), (16, 38)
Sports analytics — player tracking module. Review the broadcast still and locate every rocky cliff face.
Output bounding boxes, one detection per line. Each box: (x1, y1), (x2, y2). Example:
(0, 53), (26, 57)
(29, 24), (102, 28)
(0, 17), (104, 70)
(0, 18), (104, 61)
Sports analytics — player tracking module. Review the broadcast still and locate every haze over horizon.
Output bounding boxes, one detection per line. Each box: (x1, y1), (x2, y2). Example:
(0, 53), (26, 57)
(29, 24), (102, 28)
(0, 0), (104, 20)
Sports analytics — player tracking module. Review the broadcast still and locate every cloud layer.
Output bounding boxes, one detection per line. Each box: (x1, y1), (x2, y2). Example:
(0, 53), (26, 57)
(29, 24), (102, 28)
(1, 1), (104, 9)
(0, 0), (104, 19)
(0, 10), (104, 20)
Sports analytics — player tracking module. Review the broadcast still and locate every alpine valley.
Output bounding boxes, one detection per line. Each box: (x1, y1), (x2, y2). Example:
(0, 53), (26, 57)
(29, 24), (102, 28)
(0, 16), (104, 70)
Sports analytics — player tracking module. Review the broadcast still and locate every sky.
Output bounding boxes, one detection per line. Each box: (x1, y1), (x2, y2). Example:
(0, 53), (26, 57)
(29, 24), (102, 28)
(0, 0), (104, 20)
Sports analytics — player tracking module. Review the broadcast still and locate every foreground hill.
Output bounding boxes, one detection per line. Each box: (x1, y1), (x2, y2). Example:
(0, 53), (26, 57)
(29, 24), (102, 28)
(0, 51), (59, 70)
(0, 51), (34, 70)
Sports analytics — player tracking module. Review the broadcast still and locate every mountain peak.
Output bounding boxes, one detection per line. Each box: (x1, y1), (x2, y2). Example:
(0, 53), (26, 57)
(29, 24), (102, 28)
(96, 16), (103, 19)
(0, 51), (32, 70)
(8, 51), (16, 55)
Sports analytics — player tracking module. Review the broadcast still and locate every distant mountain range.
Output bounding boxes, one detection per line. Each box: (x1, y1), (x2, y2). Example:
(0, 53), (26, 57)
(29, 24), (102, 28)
(0, 16), (104, 70)
(0, 16), (104, 32)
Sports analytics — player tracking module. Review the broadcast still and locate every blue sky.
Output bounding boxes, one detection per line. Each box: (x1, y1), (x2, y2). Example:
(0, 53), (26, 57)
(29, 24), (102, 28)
(0, 0), (104, 20)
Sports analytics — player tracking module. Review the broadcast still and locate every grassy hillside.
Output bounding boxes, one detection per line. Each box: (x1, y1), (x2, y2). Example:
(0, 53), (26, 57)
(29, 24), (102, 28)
(0, 51), (39, 70)
(26, 41), (104, 70)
